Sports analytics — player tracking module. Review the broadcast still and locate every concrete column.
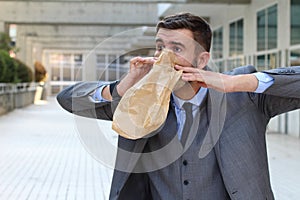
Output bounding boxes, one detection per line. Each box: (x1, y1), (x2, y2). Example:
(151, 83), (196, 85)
(223, 20), (229, 63)
(83, 51), (97, 81)
(32, 43), (43, 68)
(243, 4), (256, 56)
(278, 0), (290, 67)
(42, 51), (51, 95)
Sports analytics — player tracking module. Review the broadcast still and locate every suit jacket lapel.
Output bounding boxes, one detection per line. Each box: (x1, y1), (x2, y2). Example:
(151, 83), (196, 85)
(112, 137), (148, 193)
(199, 89), (226, 160)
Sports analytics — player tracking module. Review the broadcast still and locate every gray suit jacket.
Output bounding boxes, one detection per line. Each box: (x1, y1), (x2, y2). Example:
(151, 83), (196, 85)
(57, 65), (300, 200)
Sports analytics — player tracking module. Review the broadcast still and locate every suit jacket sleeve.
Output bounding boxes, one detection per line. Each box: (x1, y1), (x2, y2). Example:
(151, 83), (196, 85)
(56, 81), (119, 120)
(251, 66), (300, 118)
(225, 65), (300, 119)
(262, 66), (300, 98)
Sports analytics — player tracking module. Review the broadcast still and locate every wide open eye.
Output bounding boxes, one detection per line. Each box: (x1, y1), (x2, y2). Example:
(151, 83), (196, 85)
(173, 46), (182, 53)
(156, 44), (165, 52)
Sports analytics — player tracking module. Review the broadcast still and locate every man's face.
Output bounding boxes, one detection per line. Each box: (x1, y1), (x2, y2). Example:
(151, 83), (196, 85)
(154, 28), (199, 68)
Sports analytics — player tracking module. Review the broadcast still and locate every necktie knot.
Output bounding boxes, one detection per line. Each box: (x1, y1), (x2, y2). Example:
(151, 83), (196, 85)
(182, 102), (193, 114)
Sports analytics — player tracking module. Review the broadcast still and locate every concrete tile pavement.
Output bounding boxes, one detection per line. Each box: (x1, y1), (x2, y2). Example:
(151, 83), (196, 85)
(0, 97), (299, 200)
(266, 133), (300, 199)
(0, 98), (115, 200)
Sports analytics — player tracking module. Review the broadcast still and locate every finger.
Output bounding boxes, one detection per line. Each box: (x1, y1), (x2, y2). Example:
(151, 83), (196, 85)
(130, 56), (143, 63)
(141, 57), (156, 64)
(182, 73), (204, 82)
(175, 65), (200, 73)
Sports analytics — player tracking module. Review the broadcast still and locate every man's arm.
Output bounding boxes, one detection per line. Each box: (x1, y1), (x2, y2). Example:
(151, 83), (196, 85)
(56, 81), (114, 120)
(57, 57), (155, 119)
(261, 66), (300, 98)
(176, 65), (300, 118)
(176, 65), (300, 97)
(175, 65), (259, 93)
(98, 56), (156, 101)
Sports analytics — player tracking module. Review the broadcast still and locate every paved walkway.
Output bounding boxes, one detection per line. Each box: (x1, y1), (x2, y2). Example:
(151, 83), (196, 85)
(0, 97), (299, 200)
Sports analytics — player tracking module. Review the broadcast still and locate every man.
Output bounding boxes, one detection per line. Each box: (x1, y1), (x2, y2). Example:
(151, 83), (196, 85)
(57, 13), (300, 199)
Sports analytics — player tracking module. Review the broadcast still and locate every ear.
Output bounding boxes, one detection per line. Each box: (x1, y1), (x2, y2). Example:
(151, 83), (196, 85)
(196, 52), (210, 69)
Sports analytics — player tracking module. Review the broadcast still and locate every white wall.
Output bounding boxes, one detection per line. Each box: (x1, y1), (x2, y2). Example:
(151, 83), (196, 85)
(0, 21), (5, 32)
(0, 1), (158, 25)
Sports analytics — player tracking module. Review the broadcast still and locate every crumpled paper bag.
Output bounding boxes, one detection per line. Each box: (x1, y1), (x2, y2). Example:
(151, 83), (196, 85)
(112, 50), (183, 139)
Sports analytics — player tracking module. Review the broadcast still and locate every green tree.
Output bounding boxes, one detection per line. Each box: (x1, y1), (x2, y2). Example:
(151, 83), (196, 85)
(0, 32), (13, 52)
(0, 50), (16, 82)
(15, 59), (33, 83)
(0, 50), (33, 83)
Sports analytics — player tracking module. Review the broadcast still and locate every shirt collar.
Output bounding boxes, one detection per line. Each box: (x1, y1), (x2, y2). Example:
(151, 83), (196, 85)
(172, 87), (208, 110)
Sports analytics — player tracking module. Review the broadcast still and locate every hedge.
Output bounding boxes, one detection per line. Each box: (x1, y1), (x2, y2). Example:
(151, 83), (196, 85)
(0, 50), (33, 83)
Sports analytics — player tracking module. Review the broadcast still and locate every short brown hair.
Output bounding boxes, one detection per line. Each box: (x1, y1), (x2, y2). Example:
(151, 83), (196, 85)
(156, 12), (212, 52)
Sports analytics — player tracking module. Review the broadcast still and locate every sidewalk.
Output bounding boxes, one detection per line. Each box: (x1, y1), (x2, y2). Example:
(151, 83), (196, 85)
(0, 98), (115, 200)
(0, 97), (299, 200)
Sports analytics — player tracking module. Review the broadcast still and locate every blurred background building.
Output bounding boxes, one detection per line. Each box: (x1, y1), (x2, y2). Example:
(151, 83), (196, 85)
(0, 0), (299, 136)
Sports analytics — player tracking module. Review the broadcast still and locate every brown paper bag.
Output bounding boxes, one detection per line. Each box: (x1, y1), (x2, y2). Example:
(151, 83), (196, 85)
(112, 50), (182, 139)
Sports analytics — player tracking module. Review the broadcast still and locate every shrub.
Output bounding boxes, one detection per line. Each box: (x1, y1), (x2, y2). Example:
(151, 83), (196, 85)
(15, 59), (33, 83)
(0, 50), (33, 83)
(0, 32), (13, 52)
(0, 50), (16, 83)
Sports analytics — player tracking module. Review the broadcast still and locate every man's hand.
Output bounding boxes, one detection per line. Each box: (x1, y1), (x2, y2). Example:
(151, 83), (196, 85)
(175, 65), (259, 93)
(102, 57), (156, 100)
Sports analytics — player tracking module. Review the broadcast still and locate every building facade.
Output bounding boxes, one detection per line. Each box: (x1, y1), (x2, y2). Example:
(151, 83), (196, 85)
(0, 0), (299, 136)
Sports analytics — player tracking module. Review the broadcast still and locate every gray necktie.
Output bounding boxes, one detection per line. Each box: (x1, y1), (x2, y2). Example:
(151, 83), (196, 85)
(181, 102), (193, 147)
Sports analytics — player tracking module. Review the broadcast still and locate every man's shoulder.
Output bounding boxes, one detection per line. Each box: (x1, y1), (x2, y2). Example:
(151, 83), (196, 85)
(262, 66), (300, 75)
(223, 65), (257, 75)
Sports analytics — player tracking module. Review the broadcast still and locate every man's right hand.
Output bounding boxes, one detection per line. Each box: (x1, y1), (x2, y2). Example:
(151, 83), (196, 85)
(102, 56), (156, 101)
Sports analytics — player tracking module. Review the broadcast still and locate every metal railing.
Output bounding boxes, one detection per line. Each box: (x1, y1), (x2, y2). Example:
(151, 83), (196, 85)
(0, 83), (38, 115)
(0, 83), (38, 94)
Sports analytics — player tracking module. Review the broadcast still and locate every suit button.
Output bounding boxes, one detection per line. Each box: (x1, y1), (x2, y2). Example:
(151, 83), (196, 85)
(183, 160), (188, 166)
(183, 180), (189, 185)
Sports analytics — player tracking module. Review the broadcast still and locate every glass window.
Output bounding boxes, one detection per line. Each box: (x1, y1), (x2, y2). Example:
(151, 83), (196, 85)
(74, 68), (82, 81)
(96, 54), (122, 81)
(257, 10), (266, 51)
(74, 54), (82, 62)
(227, 57), (245, 70)
(51, 67), (60, 81)
(230, 23), (235, 55)
(213, 60), (225, 73)
(291, 0), (300, 45)
(256, 52), (278, 71)
(212, 27), (223, 59)
(257, 4), (277, 51)
(290, 49), (300, 66)
(63, 66), (71, 81)
(97, 54), (106, 64)
(97, 69), (106, 81)
(9, 24), (17, 46)
(237, 20), (243, 54)
(267, 53), (278, 69)
(229, 19), (244, 56)
(109, 55), (118, 68)
(49, 53), (83, 82)
(256, 55), (266, 71)
(267, 5), (277, 49)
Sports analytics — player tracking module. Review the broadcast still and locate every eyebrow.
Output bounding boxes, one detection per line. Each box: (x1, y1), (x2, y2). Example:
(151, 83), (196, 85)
(155, 38), (163, 43)
(155, 38), (186, 49)
(170, 41), (186, 49)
